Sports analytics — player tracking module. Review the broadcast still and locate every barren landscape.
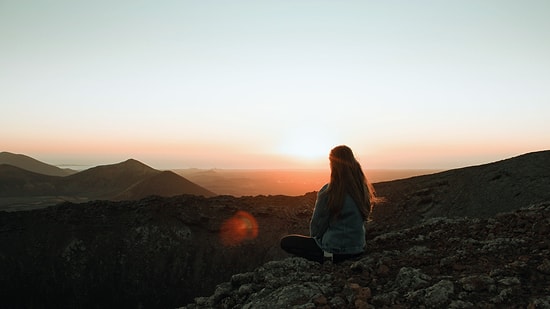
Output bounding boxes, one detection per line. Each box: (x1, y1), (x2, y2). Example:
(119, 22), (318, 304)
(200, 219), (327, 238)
(1, 151), (549, 308)
(3, 0), (549, 307)
(0, 151), (438, 211)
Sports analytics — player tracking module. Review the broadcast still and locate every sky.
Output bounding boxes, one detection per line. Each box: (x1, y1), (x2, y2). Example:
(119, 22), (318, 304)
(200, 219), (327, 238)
(1, 0), (549, 170)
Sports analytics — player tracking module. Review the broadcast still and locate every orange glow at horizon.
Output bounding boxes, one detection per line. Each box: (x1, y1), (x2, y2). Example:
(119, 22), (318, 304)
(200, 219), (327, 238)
(3, 130), (547, 170)
(219, 211), (259, 247)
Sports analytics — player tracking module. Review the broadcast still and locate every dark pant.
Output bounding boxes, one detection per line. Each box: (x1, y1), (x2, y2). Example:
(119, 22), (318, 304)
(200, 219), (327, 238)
(280, 234), (364, 264)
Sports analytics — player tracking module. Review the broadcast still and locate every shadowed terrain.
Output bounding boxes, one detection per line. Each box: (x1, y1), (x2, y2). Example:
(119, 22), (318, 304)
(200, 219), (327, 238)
(0, 193), (317, 308)
(371, 150), (550, 230)
(0, 151), (549, 308)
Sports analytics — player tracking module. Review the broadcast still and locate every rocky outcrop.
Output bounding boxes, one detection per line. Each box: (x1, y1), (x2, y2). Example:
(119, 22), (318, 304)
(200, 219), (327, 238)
(183, 201), (550, 308)
(0, 193), (316, 308)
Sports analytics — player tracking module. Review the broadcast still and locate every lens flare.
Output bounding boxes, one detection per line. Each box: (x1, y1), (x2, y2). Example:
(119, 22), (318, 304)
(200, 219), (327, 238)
(219, 211), (259, 246)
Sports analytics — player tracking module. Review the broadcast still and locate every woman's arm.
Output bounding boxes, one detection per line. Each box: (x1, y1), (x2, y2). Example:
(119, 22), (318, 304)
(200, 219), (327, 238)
(310, 184), (330, 239)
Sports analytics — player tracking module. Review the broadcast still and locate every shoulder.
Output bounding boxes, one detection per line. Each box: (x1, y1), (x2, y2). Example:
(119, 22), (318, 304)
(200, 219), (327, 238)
(317, 183), (329, 196)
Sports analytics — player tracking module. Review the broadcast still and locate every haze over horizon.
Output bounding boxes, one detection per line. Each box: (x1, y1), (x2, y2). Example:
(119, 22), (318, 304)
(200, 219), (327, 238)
(2, 1), (549, 170)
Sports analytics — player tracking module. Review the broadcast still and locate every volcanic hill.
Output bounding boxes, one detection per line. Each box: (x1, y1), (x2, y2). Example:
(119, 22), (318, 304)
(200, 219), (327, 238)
(0, 151), (76, 177)
(0, 158), (215, 211)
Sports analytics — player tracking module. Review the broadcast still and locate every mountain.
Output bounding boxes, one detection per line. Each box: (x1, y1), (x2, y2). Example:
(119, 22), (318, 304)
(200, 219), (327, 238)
(0, 158), (217, 210)
(62, 159), (162, 198)
(114, 170), (216, 200)
(0, 151), (76, 176)
(0, 151), (549, 307)
(0, 164), (59, 196)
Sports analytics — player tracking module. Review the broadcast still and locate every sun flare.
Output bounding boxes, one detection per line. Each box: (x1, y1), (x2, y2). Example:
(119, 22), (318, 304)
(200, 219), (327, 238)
(219, 211), (259, 247)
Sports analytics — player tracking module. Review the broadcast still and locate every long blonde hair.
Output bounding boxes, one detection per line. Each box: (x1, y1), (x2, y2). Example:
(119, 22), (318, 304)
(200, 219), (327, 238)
(323, 145), (376, 220)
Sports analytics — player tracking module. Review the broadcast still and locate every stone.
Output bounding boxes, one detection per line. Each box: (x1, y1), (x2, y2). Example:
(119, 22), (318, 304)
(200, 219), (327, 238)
(537, 259), (550, 274)
(423, 280), (454, 307)
(394, 267), (431, 291)
(459, 275), (495, 292)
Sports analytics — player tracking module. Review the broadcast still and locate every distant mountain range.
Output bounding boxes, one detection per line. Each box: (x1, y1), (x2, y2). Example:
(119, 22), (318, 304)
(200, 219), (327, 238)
(0, 152), (216, 210)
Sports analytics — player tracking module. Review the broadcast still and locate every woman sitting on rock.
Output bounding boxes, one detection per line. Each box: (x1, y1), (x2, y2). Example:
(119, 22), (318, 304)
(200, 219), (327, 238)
(280, 145), (377, 263)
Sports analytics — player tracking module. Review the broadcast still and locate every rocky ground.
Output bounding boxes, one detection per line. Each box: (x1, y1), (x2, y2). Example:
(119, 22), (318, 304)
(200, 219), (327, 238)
(0, 193), (317, 308)
(183, 200), (550, 308)
(1, 151), (549, 308)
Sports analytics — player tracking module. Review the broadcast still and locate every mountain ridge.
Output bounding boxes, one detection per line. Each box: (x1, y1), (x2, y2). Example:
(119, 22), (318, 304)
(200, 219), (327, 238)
(0, 151), (76, 176)
(114, 170), (215, 200)
(371, 150), (550, 231)
(62, 158), (162, 198)
(0, 157), (216, 210)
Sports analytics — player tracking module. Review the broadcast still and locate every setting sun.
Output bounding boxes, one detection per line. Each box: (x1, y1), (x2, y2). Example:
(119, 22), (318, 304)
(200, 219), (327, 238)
(277, 130), (337, 163)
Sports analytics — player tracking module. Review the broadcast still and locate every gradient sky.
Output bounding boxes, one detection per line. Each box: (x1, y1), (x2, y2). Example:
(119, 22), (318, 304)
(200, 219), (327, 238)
(1, 0), (549, 169)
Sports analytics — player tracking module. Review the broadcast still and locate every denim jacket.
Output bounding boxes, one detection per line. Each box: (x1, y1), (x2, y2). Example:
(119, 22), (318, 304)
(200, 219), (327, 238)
(310, 184), (366, 254)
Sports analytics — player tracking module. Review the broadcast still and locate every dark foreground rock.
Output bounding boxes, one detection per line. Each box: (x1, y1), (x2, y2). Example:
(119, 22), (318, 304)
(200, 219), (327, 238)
(182, 201), (550, 308)
(0, 193), (316, 308)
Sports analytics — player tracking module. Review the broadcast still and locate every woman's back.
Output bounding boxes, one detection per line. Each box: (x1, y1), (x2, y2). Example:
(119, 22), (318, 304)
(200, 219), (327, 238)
(312, 188), (366, 254)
